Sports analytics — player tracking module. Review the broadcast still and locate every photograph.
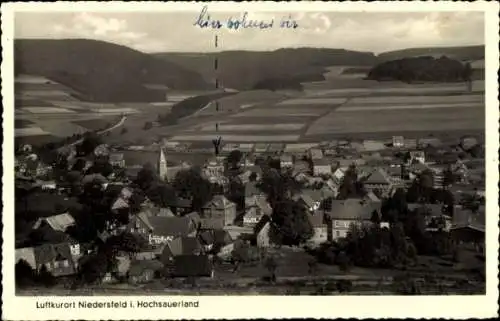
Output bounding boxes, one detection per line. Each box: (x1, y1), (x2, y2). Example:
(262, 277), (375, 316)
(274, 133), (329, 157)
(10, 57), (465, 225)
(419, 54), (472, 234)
(2, 1), (499, 320)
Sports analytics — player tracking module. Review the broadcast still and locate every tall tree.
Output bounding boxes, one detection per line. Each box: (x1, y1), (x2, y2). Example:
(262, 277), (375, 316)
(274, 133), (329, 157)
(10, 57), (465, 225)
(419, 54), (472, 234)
(134, 163), (158, 191)
(226, 149), (243, 169)
(270, 199), (313, 246)
(173, 168), (213, 211)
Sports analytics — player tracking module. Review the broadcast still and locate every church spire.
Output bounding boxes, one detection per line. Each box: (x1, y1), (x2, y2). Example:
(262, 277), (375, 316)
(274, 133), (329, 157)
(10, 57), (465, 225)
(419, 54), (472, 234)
(159, 147), (168, 181)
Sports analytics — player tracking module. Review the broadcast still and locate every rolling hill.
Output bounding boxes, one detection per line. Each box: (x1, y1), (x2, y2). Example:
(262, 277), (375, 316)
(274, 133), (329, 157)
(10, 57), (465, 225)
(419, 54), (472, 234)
(154, 48), (379, 90)
(378, 45), (484, 62)
(15, 39), (211, 102)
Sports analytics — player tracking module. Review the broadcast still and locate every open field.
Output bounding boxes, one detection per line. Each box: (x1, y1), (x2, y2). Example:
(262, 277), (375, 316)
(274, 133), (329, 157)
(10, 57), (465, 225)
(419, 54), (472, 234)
(195, 90), (289, 116)
(169, 134), (301, 143)
(15, 127), (51, 137)
(306, 106), (484, 136)
(197, 123), (306, 132)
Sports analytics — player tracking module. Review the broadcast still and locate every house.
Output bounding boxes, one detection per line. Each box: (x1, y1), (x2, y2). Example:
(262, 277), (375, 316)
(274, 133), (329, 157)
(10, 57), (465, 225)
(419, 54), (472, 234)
(254, 216), (271, 248)
(460, 136), (478, 150)
(127, 213), (196, 247)
(201, 195), (237, 227)
(166, 198), (192, 215)
(167, 255), (214, 278)
(161, 237), (203, 262)
(223, 225), (254, 240)
(393, 136), (404, 148)
(185, 211), (201, 228)
(309, 148), (324, 160)
(236, 170), (252, 184)
(243, 197), (272, 228)
(361, 140), (386, 152)
(128, 259), (163, 284)
(33, 243), (77, 277)
(409, 151), (425, 164)
(158, 207), (176, 217)
(293, 193), (320, 213)
(404, 138), (418, 149)
(198, 230), (233, 253)
(15, 247), (37, 269)
(280, 154), (293, 169)
(363, 168), (394, 197)
(109, 153), (125, 168)
(325, 199), (382, 240)
(364, 191), (380, 203)
(32, 213), (76, 233)
(308, 210), (328, 246)
(200, 218), (225, 230)
(312, 158), (332, 176)
(418, 137), (442, 148)
(293, 160), (310, 176)
(244, 182), (266, 208)
(39, 180), (57, 191)
(450, 207), (485, 252)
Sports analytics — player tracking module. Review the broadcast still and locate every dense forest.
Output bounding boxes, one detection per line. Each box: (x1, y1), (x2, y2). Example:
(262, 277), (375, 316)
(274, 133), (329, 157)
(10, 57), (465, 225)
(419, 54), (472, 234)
(367, 56), (473, 83)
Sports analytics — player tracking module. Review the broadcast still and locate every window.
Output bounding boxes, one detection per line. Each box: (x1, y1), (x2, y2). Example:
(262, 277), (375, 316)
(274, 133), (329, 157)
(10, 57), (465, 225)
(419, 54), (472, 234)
(54, 261), (59, 268)
(63, 260), (70, 267)
(336, 231), (340, 237)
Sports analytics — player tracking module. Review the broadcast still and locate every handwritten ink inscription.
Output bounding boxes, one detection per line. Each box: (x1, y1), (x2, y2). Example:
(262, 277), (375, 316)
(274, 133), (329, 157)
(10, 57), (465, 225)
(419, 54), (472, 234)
(194, 6), (299, 30)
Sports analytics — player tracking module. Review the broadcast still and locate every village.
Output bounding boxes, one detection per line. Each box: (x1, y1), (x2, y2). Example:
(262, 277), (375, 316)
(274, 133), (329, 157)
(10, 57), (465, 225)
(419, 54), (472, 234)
(14, 133), (486, 295)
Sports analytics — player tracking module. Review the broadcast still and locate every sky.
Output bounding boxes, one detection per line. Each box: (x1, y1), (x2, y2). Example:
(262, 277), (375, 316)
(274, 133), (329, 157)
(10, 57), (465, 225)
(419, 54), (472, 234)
(14, 10), (485, 54)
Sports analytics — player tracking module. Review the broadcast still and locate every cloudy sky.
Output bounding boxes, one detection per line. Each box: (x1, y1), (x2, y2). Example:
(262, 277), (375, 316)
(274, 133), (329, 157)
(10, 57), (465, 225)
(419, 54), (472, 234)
(15, 10), (484, 53)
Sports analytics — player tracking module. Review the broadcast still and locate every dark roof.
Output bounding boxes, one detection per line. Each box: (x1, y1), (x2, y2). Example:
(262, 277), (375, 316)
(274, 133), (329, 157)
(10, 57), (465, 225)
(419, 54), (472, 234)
(452, 207), (485, 231)
(254, 215), (271, 234)
(200, 218), (225, 230)
(326, 199), (381, 220)
(363, 168), (392, 185)
(407, 203), (444, 217)
(148, 216), (195, 238)
(185, 211), (201, 227)
(162, 237), (203, 259)
(199, 230), (233, 246)
(202, 195), (234, 209)
(309, 211), (326, 227)
(128, 259), (163, 277)
(171, 255), (213, 277)
(245, 182), (263, 198)
(34, 243), (73, 265)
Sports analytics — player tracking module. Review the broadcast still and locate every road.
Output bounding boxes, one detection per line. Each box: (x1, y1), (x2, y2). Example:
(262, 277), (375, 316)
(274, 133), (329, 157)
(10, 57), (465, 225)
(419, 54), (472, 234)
(69, 115), (127, 147)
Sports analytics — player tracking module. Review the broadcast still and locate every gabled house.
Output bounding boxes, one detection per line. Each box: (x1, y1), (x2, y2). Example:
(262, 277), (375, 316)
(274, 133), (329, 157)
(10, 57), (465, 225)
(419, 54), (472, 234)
(127, 259), (163, 284)
(309, 148), (324, 160)
(243, 197), (272, 228)
(32, 213), (76, 233)
(312, 158), (332, 176)
(244, 182), (267, 208)
(308, 210), (328, 246)
(33, 243), (77, 277)
(450, 207), (485, 253)
(363, 168), (394, 197)
(127, 213), (196, 247)
(198, 229), (233, 253)
(325, 199), (382, 240)
(160, 236), (203, 263)
(167, 255), (214, 278)
(201, 195), (237, 227)
(293, 192), (320, 213)
(280, 154), (293, 169)
(254, 215), (272, 248)
(109, 153), (125, 168)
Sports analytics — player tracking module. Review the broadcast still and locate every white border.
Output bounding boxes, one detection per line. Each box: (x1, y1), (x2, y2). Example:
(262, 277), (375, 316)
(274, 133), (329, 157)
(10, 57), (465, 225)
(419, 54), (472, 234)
(2, 1), (499, 320)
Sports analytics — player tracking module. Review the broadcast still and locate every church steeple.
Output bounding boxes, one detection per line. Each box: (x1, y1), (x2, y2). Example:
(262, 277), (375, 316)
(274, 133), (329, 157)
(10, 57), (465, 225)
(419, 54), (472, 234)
(159, 147), (168, 181)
